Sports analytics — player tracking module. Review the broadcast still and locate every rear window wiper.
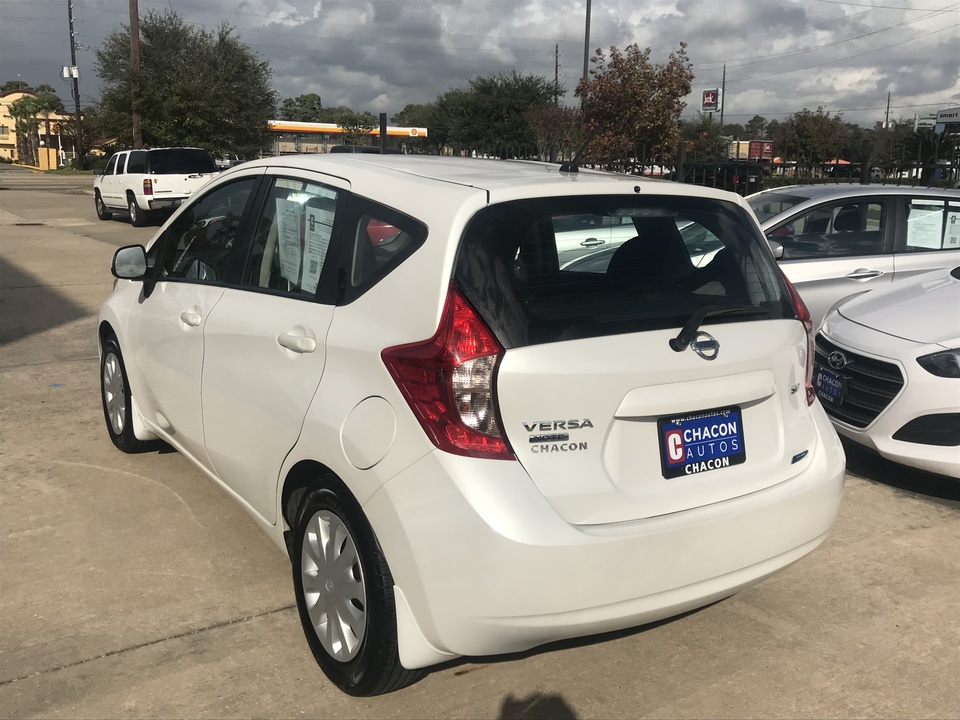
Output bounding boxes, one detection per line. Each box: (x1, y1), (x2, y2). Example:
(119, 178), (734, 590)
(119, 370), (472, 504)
(669, 305), (773, 352)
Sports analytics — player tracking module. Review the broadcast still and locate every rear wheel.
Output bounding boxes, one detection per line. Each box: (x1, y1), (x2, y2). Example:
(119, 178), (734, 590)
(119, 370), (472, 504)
(292, 483), (420, 696)
(127, 195), (148, 227)
(95, 191), (112, 221)
(100, 336), (151, 453)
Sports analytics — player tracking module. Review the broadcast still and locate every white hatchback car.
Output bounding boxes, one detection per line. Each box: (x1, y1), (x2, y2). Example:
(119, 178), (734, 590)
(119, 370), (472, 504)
(99, 155), (845, 695)
(816, 265), (960, 478)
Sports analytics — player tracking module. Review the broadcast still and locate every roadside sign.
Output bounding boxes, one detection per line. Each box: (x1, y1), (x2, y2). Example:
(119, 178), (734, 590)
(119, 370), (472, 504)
(701, 89), (719, 113)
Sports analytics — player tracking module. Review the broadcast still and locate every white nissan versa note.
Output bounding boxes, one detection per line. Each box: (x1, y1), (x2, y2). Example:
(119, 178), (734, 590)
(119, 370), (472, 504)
(98, 155), (846, 696)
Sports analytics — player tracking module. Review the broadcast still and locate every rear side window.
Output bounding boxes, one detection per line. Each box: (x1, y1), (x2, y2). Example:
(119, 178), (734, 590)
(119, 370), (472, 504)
(454, 195), (793, 348)
(127, 150), (147, 174)
(147, 149), (217, 174)
(904, 199), (960, 252)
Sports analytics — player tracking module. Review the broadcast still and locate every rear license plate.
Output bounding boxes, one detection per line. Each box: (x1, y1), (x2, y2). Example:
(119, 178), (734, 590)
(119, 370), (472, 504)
(658, 407), (746, 479)
(814, 364), (844, 405)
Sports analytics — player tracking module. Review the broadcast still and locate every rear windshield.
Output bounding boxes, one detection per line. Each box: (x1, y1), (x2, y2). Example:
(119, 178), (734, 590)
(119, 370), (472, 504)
(747, 191), (806, 223)
(147, 149), (217, 174)
(454, 195), (794, 349)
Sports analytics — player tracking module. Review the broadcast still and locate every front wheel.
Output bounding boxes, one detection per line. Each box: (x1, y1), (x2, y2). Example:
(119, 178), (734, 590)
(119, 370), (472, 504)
(100, 336), (151, 453)
(292, 484), (421, 696)
(95, 191), (112, 221)
(128, 195), (148, 227)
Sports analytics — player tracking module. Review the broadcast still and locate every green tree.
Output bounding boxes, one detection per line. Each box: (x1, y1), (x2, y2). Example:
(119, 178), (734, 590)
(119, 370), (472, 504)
(1, 79), (29, 92)
(525, 104), (580, 161)
(680, 112), (726, 161)
(279, 93), (324, 122)
(576, 43), (693, 170)
(774, 107), (847, 164)
(392, 102), (444, 154)
(335, 109), (378, 145)
(94, 10), (277, 156)
(443, 72), (561, 158)
(744, 114), (767, 138)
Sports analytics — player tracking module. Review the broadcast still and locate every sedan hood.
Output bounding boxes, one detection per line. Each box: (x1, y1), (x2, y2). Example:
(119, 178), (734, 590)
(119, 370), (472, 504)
(838, 266), (960, 346)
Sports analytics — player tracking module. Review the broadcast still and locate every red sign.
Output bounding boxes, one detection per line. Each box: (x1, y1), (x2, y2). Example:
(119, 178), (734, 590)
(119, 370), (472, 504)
(701, 90), (719, 112)
(748, 141), (773, 161)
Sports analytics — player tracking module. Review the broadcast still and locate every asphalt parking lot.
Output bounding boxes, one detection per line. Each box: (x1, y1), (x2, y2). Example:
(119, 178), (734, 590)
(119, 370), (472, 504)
(1, 167), (958, 719)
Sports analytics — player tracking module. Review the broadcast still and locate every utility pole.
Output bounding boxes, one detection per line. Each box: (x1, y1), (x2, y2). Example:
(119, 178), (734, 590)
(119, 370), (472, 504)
(719, 63), (726, 128)
(581, 0), (592, 97)
(884, 91), (891, 129)
(554, 42), (559, 106)
(129, 0), (142, 148)
(66, 0), (83, 168)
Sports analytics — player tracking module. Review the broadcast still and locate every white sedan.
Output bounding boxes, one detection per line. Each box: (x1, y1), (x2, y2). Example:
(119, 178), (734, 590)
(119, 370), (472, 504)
(815, 265), (960, 478)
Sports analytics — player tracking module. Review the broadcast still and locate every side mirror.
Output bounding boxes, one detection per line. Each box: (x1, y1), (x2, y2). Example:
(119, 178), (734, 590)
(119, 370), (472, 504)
(111, 245), (148, 279)
(93, 168), (103, 176)
(767, 238), (784, 260)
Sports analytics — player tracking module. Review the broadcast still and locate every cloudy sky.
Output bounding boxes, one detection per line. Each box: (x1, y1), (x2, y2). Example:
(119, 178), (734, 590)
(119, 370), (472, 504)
(1, 0), (957, 128)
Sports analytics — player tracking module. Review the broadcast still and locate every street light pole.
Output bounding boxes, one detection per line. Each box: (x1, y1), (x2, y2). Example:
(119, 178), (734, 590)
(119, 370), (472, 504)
(129, 0), (142, 148)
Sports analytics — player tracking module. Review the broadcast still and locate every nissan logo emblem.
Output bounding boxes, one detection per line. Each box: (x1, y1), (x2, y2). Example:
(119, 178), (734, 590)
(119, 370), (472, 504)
(691, 331), (720, 361)
(828, 351), (848, 370)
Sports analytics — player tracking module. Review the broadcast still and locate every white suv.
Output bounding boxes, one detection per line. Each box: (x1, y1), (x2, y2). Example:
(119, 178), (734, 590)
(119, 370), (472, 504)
(98, 155), (845, 696)
(93, 147), (219, 226)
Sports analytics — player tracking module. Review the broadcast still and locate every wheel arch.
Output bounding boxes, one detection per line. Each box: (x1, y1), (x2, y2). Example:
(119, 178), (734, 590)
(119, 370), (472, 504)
(281, 459), (359, 531)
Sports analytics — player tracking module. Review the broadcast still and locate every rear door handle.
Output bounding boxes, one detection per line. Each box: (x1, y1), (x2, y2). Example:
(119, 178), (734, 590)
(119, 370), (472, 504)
(278, 333), (316, 354)
(581, 238), (605, 248)
(846, 268), (884, 280)
(179, 310), (202, 327)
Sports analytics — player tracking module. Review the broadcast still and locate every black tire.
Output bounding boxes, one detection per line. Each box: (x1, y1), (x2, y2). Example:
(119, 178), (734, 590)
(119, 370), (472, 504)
(128, 194), (148, 227)
(95, 191), (112, 221)
(100, 336), (151, 453)
(292, 483), (421, 696)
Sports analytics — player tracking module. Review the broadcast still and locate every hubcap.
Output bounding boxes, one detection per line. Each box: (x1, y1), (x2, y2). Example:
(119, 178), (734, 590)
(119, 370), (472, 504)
(102, 352), (126, 435)
(300, 510), (366, 661)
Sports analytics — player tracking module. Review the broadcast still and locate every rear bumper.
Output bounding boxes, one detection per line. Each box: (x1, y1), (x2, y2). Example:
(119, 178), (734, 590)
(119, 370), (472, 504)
(146, 197), (185, 210)
(363, 404), (846, 668)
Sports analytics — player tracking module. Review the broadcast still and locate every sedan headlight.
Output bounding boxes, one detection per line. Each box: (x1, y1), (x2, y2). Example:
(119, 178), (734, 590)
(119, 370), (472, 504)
(917, 349), (960, 378)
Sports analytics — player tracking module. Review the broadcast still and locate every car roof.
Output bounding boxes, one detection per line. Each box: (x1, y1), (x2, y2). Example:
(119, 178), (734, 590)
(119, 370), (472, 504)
(232, 154), (741, 203)
(749, 184), (960, 201)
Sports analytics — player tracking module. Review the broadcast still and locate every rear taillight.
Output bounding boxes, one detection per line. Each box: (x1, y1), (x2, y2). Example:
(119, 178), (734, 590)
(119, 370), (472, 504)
(782, 273), (816, 406)
(143, 179), (153, 196)
(382, 285), (515, 460)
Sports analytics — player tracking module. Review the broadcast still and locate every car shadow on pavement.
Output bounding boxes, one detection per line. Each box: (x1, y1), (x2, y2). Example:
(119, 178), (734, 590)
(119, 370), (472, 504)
(0, 257), (89, 347)
(841, 438), (960, 507)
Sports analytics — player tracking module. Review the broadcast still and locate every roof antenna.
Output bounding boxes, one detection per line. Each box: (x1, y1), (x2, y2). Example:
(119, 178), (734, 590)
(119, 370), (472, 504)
(559, 122), (605, 174)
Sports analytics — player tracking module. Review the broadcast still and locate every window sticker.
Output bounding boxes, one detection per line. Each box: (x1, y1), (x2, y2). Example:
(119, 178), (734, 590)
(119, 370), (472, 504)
(275, 197), (302, 285)
(946, 211), (960, 250)
(275, 178), (303, 190)
(906, 202), (945, 250)
(302, 204), (334, 294)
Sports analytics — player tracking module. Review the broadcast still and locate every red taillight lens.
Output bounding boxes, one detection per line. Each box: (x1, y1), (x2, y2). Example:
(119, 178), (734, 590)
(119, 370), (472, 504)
(782, 273), (816, 406)
(143, 179), (153, 196)
(382, 286), (515, 460)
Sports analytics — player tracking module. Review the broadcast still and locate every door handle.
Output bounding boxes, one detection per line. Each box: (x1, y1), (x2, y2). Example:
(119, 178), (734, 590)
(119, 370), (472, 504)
(278, 333), (317, 354)
(846, 268), (884, 280)
(580, 238), (605, 248)
(179, 310), (202, 327)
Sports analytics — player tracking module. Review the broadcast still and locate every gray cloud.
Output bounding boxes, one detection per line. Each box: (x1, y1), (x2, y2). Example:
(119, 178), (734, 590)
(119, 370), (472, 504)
(0, 0), (956, 126)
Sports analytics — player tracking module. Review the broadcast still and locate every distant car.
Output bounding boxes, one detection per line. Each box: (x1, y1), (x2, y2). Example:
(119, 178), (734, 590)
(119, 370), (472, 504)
(747, 185), (960, 328)
(99, 155), (845, 695)
(815, 265), (960, 478)
(94, 147), (219, 226)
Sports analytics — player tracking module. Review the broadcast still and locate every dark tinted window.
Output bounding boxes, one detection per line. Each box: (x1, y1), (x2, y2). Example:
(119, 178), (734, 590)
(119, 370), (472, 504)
(454, 195), (792, 349)
(147, 149), (217, 174)
(127, 150), (147, 174)
(115, 153), (127, 175)
(771, 201), (885, 259)
(103, 154), (118, 176)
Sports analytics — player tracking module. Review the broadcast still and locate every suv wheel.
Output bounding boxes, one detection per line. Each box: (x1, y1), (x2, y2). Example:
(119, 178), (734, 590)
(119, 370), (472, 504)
(127, 195), (148, 227)
(95, 191), (112, 221)
(292, 484), (421, 696)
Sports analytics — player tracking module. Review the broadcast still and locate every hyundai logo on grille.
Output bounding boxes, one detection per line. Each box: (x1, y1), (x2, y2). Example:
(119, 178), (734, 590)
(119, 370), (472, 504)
(691, 331), (720, 361)
(828, 351), (849, 370)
